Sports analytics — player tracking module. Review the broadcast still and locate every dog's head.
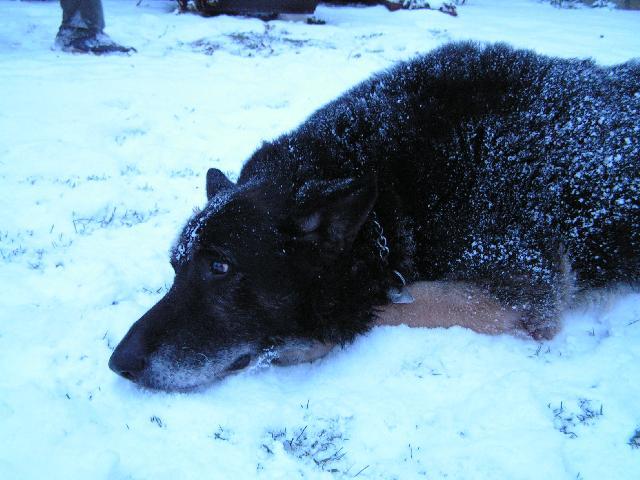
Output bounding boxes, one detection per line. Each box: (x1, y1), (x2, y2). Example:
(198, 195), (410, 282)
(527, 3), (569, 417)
(108, 167), (377, 391)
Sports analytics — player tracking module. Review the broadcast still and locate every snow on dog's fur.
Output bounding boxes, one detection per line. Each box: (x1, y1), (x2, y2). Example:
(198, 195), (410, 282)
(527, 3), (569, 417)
(109, 42), (639, 391)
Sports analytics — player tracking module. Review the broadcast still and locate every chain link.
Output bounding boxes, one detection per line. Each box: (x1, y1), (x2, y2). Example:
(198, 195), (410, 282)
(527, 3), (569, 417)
(371, 211), (390, 264)
(371, 212), (411, 297)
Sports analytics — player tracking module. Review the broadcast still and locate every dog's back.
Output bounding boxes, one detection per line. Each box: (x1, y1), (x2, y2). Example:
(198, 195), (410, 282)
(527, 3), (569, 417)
(240, 42), (640, 338)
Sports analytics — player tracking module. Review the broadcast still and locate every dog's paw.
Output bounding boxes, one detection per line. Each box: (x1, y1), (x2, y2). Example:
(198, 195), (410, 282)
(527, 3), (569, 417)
(520, 315), (560, 341)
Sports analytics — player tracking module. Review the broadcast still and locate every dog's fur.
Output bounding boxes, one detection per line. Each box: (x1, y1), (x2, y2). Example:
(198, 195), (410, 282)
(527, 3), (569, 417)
(109, 42), (639, 390)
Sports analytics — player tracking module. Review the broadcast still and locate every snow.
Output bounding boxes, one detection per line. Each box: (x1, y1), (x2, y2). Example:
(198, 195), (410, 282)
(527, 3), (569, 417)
(0, 0), (639, 478)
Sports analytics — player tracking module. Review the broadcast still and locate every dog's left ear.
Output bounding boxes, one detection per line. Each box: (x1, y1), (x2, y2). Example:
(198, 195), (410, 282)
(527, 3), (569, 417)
(206, 168), (234, 200)
(292, 174), (377, 253)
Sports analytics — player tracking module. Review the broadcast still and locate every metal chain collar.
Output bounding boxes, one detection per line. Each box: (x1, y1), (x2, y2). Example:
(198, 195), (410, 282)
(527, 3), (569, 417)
(371, 211), (390, 265)
(370, 211), (413, 303)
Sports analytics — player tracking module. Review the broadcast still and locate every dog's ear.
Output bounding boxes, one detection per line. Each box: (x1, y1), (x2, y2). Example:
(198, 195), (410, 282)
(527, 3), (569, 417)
(292, 174), (377, 253)
(206, 168), (234, 200)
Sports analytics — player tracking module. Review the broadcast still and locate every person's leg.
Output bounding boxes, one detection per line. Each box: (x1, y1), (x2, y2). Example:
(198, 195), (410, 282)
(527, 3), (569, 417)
(60, 0), (105, 32)
(55, 0), (134, 54)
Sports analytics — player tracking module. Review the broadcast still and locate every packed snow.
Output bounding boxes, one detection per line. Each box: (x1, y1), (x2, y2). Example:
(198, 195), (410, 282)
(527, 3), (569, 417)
(1, 0), (639, 478)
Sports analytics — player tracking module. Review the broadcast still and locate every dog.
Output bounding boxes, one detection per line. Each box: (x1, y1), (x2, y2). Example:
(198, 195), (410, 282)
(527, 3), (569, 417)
(109, 42), (639, 391)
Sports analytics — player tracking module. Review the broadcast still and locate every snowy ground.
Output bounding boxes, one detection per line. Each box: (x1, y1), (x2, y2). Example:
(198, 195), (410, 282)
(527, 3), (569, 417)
(1, 0), (639, 478)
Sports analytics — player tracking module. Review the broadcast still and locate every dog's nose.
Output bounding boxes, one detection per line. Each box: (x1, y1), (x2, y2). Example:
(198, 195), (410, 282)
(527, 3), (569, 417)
(108, 347), (146, 382)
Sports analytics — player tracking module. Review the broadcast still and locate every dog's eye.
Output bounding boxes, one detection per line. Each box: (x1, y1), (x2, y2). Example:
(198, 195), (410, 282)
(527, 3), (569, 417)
(211, 261), (230, 276)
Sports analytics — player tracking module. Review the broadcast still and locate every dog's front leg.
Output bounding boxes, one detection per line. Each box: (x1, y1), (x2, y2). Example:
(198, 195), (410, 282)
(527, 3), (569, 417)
(453, 241), (575, 340)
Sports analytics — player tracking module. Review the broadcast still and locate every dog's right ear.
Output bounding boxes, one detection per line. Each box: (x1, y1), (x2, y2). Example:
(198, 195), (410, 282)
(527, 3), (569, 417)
(206, 168), (234, 200)
(290, 174), (378, 256)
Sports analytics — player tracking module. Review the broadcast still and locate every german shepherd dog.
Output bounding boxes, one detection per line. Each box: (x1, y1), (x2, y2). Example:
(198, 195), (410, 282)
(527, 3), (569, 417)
(109, 42), (639, 391)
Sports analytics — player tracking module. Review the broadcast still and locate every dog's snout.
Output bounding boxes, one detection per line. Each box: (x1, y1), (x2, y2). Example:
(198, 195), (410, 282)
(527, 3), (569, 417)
(109, 344), (147, 382)
(109, 298), (168, 384)
(109, 321), (147, 382)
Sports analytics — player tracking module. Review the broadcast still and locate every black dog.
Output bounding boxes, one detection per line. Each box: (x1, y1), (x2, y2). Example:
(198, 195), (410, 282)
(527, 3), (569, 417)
(109, 42), (639, 391)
